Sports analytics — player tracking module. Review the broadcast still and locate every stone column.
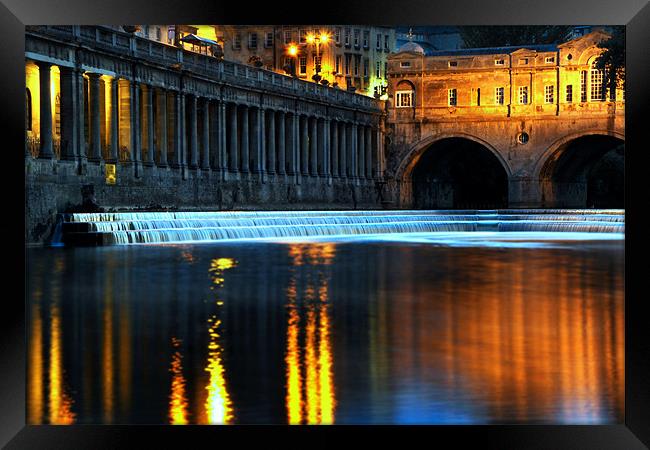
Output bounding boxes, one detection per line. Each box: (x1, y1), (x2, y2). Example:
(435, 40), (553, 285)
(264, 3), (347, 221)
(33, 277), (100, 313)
(350, 123), (358, 179)
(157, 89), (167, 166)
(309, 117), (318, 176)
(358, 124), (366, 179)
(179, 92), (186, 168)
(87, 73), (102, 162)
(37, 61), (53, 159)
(286, 113), (297, 177)
(259, 108), (266, 177)
(131, 82), (142, 167)
(365, 126), (373, 179)
(317, 118), (326, 176)
(331, 120), (339, 177)
(277, 111), (286, 176)
(250, 107), (261, 174)
(228, 103), (238, 172)
(171, 91), (182, 167)
(59, 66), (77, 161)
(201, 98), (210, 170)
(189, 94), (198, 169)
(77, 69), (87, 160)
(267, 110), (276, 174)
(240, 105), (250, 173)
(374, 127), (383, 178)
(339, 123), (347, 178)
(324, 118), (331, 179)
(217, 101), (227, 177)
(108, 78), (119, 163)
(144, 85), (155, 166)
(300, 115), (309, 176)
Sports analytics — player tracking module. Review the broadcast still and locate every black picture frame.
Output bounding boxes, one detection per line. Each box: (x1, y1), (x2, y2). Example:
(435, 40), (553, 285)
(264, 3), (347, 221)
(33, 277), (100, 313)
(3, 0), (649, 448)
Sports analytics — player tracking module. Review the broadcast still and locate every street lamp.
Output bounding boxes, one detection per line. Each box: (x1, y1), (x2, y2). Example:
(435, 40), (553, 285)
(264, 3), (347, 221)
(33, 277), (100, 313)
(306, 30), (330, 82)
(284, 43), (299, 77)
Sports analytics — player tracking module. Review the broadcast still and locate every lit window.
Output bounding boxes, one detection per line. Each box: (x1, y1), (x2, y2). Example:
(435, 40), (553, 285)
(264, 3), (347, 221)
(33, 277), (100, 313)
(233, 33), (241, 50)
(299, 57), (307, 75)
(590, 64), (604, 101)
(495, 87), (504, 105)
(448, 88), (457, 106)
(335, 27), (341, 44)
(580, 70), (588, 102)
(494, 59), (505, 65)
(363, 30), (369, 48)
(345, 54), (351, 75)
(448, 61), (457, 67)
(335, 55), (342, 74)
(519, 58), (528, 65)
(545, 85), (554, 103)
(566, 85), (573, 102)
(376, 61), (381, 78)
(545, 56), (555, 64)
(364, 58), (369, 77)
(248, 33), (257, 49)
(400, 61), (411, 68)
(284, 31), (292, 45)
(299, 29), (307, 44)
(265, 32), (273, 48)
(354, 55), (360, 76)
(396, 90), (413, 107)
(518, 86), (528, 104)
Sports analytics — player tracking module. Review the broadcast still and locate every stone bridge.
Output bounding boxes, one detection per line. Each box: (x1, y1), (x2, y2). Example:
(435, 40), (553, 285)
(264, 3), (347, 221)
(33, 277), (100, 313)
(385, 31), (624, 208)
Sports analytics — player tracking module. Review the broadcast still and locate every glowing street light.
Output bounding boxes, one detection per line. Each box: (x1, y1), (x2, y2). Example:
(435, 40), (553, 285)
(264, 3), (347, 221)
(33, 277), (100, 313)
(285, 43), (299, 77)
(287, 44), (298, 57)
(307, 30), (330, 81)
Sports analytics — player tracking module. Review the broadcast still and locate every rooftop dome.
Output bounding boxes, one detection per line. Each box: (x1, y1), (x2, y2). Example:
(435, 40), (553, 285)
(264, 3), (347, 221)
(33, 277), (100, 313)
(398, 41), (425, 54)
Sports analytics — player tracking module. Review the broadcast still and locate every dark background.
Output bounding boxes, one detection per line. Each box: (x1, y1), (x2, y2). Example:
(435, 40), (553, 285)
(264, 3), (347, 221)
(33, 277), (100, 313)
(2, 0), (649, 447)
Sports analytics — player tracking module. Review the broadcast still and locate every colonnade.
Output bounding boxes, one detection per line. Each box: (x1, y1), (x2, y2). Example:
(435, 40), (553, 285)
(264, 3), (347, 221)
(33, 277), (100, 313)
(26, 60), (384, 182)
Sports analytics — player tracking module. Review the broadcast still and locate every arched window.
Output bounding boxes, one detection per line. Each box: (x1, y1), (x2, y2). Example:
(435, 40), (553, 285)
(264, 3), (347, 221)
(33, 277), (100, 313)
(395, 80), (415, 108)
(590, 61), (605, 101)
(25, 88), (32, 131)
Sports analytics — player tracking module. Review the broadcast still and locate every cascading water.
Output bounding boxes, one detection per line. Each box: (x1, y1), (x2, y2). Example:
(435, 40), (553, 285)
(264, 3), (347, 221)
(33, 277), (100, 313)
(58, 210), (625, 246)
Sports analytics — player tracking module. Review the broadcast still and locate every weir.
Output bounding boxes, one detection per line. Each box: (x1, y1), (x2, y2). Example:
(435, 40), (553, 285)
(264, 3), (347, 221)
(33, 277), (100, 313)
(58, 210), (625, 246)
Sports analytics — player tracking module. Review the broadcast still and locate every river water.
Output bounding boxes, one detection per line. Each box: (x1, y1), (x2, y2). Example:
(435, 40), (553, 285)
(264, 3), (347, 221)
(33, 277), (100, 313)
(26, 232), (624, 424)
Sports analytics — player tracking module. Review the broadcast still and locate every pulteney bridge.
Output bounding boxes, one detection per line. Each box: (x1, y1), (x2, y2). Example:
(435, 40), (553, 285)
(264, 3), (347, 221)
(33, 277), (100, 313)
(385, 31), (624, 209)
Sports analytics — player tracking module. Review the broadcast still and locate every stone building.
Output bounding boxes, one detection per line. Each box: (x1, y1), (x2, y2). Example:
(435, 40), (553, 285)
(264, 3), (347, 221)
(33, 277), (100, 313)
(385, 30), (624, 208)
(24, 25), (386, 243)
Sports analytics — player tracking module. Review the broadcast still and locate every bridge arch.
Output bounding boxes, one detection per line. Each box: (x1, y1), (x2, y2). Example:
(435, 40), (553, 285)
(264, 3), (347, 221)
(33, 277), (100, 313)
(535, 130), (624, 208)
(396, 133), (512, 209)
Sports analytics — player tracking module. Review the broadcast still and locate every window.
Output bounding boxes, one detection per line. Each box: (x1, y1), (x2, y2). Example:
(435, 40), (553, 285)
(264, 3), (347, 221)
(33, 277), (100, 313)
(580, 70), (588, 102)
(284, 31), (292, 45)
(518, 86), (528, 104)
(299, 57), (307, 75)
(25, 88), (32, 131)
(519, 58), (529, 65)
(384, 35), (389, 51)
(395, 90), (413, 107)
(354, 29), (360, 47)
(265, 32), (273, 48)
(448, 61), (457, 67)
(385, 62), (388, 78)
(144, 25), (149, 37)
(448, 88), (457, 106)
(494, 59), (505, 66)
(248, 33), (257, 49)
(233, 33), (241, 50)
(299, 29), (307, 44)
(376, 33), (382, 50)
(545, 56), (555, 64)
(475, 88), (481, 106)
(590, 64), (604, 101)
(335, 27), (341, 44)
(344, 28), (351, 46)
(545, 85), (554, 103)
(335, 55), (342, 74)
(156, 27), (161, 41)
(283, 57), (292, 69)
(354, 55), (360, 76)
(345, 54), (351, 75)
(364, 58), (369, 77)
(400, 61), (411, 68)
(566, 85), (573, 102)
(363, 30), (369, 48)
(495, 87), (504, 105)
(376, 61), (381, 78)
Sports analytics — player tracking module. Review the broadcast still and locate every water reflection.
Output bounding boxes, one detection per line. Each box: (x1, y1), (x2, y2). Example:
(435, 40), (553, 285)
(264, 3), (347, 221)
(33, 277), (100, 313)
(26, 238), (624, 424)
(285, 244), (336, 424)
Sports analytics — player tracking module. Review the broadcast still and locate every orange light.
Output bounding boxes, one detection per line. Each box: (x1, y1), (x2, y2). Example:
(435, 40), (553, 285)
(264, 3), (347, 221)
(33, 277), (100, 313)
(319, 33), (329, 44)
(287, 44), (298, 56)
(306, 34), (315, 44)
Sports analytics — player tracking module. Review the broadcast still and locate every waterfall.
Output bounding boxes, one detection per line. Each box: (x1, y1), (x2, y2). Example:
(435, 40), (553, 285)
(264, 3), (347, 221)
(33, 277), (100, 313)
(59, 210), (625, 246)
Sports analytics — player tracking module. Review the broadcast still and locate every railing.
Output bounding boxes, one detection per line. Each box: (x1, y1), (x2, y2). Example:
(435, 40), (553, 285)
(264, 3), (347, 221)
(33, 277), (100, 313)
(26, 25), (383, 113)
